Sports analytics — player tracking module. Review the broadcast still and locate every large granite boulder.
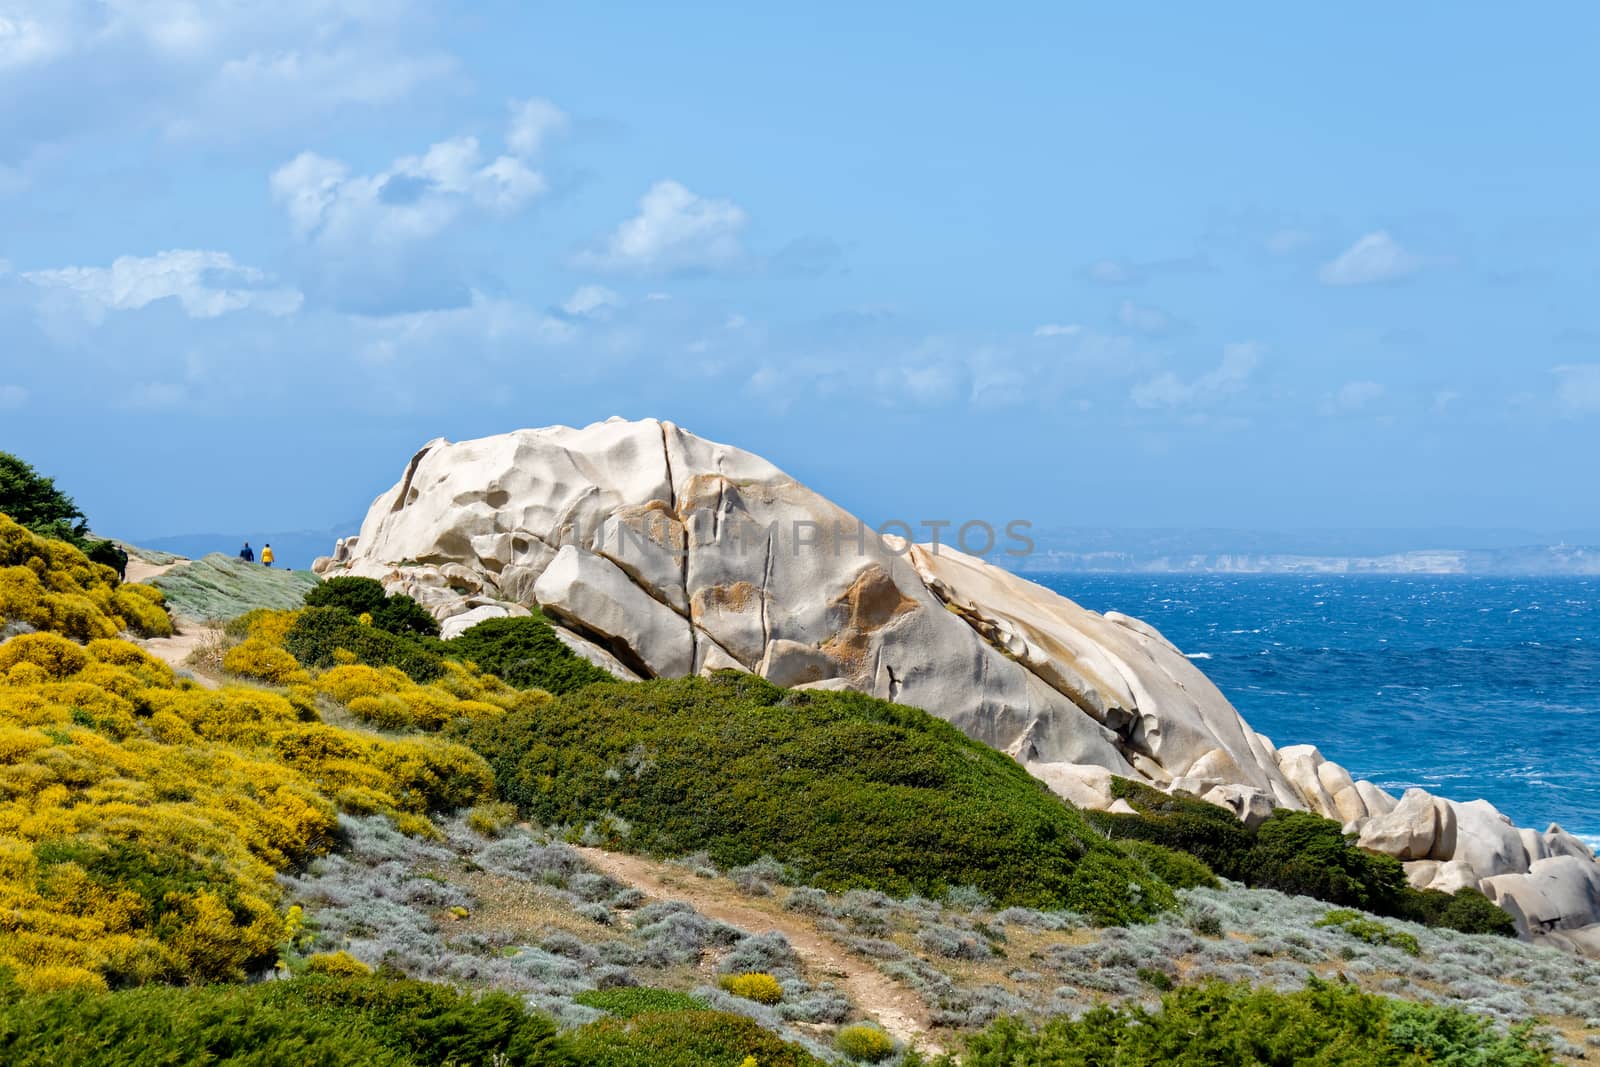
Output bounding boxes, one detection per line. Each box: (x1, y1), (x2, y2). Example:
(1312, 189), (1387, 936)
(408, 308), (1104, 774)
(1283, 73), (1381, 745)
(319, 416), (1600, 955)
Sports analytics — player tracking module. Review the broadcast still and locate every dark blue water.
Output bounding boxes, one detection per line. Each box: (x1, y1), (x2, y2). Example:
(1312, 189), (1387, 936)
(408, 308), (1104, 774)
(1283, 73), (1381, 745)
(1035, 575), (1600, 844)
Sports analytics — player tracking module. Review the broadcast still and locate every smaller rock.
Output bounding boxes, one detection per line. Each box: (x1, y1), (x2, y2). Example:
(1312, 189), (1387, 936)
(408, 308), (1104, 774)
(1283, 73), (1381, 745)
(440, 604), (511, 640)
(1202, 784), (1277, 830)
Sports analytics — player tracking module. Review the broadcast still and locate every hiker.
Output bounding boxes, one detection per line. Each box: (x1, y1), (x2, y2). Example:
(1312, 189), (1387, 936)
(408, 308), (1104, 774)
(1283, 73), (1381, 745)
(262, 543), (275, 568)
(113, 545), (128, 581)
(239, 541), (255, 563)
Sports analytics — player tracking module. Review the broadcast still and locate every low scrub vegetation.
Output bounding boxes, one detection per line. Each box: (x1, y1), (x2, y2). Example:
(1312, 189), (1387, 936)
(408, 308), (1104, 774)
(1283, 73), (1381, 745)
(952, 978), (1553, 1065)
(304, 577), (440, 638)
(438, 615), (613, 694)
(0, 972), (571, 1066)
(1092, 777), (1516, 936)
(456, 672), (1173, 921)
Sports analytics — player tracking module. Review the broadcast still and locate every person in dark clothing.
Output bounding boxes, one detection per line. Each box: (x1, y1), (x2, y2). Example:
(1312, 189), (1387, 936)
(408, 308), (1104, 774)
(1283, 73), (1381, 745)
(239, 542), (255, 563)
(113, 545), (128, 581)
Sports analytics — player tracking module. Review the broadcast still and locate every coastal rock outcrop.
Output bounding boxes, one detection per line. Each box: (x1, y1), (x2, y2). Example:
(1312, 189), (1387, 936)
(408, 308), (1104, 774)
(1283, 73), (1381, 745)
(318, 417), (1600, 955)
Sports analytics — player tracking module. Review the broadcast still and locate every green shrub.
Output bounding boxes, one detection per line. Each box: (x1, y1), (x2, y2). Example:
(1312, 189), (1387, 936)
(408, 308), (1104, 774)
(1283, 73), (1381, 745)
(1116, 839), (1220, 890)
(465, 800), (520, 838)
(1396, 886), (1518, 937)
(958, 978), (1551, 1065)
(567, 1009), (825, 1067)
(718, 972), (784, 1004)
(1137, 967), (1175, 991)
(1316, 908), (1422, 957)
(455, 673), (1171, 919)
(284, 607), (444, 681)
(834, 1023), (897, 1063)
(1249, 811), (1407, 914)
(1092, 778), (1506, 934)
(304, 578), (439, 638)
(372, 595), (440, 638)
(574, 988), (709, 1018)
(442, 615), (612, 694)
(0, 973), (571, 1066)
(85, 540), (124, 574)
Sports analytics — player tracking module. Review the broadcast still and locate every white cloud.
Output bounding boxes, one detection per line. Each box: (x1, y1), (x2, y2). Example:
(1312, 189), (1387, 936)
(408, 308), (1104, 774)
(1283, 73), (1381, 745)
(355, 290), (575, 359)
(23, 250), (302, 322)
(561, 285), (621, 317)
(1553, 364), (1600, 416)
(874, 363), (961, 406)
(271, 133), (546, 249)
(507, 97), (567, 157)
(1032, 323), (1081, 338)
(1131, 342), (1261, 409)
(1, 2), (456, 150)
(577, 180), (748, 274)
(1319, 231), (1426, 286)
(1118, 299), (1171, 335)
(1085, 259), (1139, 285)
(0, 384), (26, 409)
(0, 7), (71, 72)
(1318, 380), (1386, 415)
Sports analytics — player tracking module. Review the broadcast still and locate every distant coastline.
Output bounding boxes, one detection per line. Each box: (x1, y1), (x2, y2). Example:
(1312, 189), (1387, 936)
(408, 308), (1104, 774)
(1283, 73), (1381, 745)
(997, 527), (1600, 575)
(1004, 545), (1600, 575)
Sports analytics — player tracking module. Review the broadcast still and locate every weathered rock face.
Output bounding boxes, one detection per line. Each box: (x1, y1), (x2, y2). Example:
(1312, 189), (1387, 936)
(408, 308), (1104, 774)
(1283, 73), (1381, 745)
(320, 417), (1600, 955)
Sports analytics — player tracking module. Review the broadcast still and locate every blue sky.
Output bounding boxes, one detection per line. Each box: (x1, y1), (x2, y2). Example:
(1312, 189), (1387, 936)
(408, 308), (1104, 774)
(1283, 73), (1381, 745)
(2, 2), (1597, 542)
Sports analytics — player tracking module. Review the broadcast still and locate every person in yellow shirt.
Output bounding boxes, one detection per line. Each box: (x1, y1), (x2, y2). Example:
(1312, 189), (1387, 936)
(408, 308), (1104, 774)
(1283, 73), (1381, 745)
(261, 544), (275, 568)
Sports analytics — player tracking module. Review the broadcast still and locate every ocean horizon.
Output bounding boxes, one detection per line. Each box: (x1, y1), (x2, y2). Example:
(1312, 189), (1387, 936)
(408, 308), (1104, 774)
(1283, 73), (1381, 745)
(1041, 572), (1600, 846)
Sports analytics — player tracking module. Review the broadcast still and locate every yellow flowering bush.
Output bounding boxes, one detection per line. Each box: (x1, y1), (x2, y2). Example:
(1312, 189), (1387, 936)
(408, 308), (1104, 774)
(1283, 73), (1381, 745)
(0, 516), (172, 638)
(222, 639), (310, 686)
(0, 526), (564, 992)
(718, 972), (785, 1005)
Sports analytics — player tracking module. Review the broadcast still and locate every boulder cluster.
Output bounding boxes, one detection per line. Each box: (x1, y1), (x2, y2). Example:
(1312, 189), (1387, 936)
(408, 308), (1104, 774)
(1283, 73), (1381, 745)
(315, 417), (1600, 955)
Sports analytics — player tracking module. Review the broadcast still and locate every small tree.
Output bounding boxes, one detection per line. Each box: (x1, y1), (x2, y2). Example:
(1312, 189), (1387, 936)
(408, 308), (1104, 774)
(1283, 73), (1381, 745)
(0, 452), (89, 544)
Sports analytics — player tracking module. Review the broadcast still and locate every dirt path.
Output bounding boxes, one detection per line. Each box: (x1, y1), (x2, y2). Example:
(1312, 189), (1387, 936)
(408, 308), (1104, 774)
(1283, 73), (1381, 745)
(136, 616), (223, 688)
(576, 847), (935, 1050)
(124, 557), (178, 584)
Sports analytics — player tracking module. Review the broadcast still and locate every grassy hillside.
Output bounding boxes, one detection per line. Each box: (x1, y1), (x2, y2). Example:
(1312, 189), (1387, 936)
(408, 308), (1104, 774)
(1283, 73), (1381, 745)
(150, 553), (320, 619)
(457, 672), (1172, 922)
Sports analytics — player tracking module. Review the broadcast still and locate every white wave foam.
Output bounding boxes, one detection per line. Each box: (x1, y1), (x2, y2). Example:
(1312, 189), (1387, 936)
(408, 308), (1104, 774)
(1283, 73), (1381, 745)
(1185, 652), (1213, 660)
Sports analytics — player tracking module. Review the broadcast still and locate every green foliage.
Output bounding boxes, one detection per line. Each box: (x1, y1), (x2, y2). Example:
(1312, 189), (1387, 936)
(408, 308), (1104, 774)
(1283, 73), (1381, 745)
(84, 541), (125, 575)
(304, 578), (439, 638)
(566, 1009), (825, 1067)
(442, 615), (612, 694)
(150, 554), (320, 620)
(0, 453), (88, 545)
(1116, 839), (1221, 890)
(1251, 811), (1407, 913)
(304, 576), (390, 616)
(1395, 887), (1519, 938)
(284, 607), (444, 681)
(0, 973), (573, 1066)
(573, 987), (710, 1018)
(834, 1023), (897, 1063)
(1316, 909), (1423, 957)
(957, 978), (1552, 1066)
(456, 673), (1171, 920)
(1137, 966), (1176, 991)
(718, 972), (784, 1004)
(1094, 778), (1515, 935)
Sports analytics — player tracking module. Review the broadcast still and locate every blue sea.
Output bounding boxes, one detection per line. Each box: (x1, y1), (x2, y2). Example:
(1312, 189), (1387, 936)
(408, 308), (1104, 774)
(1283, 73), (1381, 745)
(1036, 575), (1600, 845)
